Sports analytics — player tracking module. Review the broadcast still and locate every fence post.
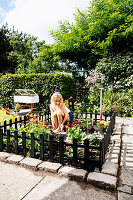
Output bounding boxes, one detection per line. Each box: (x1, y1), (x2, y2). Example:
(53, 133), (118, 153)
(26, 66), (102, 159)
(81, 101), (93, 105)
(84, 139), (89, 170)
(7, 130), (10, 153)
(49, 134), (54, 162)
(22, 132), (26, 157)
(14, 130), (18, 155)
(20, 117), (22, 128)
(4, 120), (6, 133)
(24, 116), (27, 126)
(40, 133), (44, 160)
(31, 132), (35, 158)
(15, 118), (17, 129)
(104, 111), (108, 121)
(9, 119), (12, 127)
(72, 138), (78, 166)
(90, 110), (93, 119)
(0, 129), (3, 152)
(99, 139), (103, 171)
(59, 135), (64, 164)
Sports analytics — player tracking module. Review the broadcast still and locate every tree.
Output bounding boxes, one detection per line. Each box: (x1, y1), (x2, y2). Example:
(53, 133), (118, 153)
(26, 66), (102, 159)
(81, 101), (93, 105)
(50, 0), (133, 70)
(8, 28), (45, 74)
(0, 24), (14, 73)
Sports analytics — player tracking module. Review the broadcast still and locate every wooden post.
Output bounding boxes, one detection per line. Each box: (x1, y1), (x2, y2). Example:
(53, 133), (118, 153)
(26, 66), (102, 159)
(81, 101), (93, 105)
(49, 134), (54, 162)
(14, 130), (18, 155)
(9, 119), (12, 127)
(72, 138), (78, 166)
(4, 120), (6, 133)
(59, 135), (64, 164)
(99, 88), (103, 121)
(0, 129), (3, 152)
(84, 139), (89, 170)
(15, 118), (17, 129)
(7, 130), (10, 153)
(40, 133), (44, 160)
(22, 132), (26, 157)
(31, 132), (35, 158)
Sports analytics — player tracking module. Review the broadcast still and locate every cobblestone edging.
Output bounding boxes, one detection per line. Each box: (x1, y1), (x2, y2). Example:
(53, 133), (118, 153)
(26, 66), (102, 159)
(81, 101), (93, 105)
(0, 122), (122, 190)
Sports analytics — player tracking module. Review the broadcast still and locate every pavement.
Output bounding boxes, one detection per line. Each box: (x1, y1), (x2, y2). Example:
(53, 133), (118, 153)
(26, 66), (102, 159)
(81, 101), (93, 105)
(0, 117), (133, 200)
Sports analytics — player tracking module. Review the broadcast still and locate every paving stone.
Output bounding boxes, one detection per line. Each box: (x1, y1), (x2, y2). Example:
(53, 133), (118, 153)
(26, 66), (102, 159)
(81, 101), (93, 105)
(6, 154), (24, 164)
(87, 172), (117, 189)
(58, 166), (88, 181)
(111, 135), (120, 141)
(120, 168), (133, 186)
(110, 158), (118, 164)
(102, 162), (118, 177)
(111, 153), (119, 158)
(126, 154), (133, 157)
(38, 161), (62, 173)
(118, 191), (133, 200)
(112, 149), (120, 154)
(118, 185), (133, 194)
(20, 157), (42, 169)
(0, 152), (12, 161)
(126, 157), (133, 162)
(126, 163), (133, 167)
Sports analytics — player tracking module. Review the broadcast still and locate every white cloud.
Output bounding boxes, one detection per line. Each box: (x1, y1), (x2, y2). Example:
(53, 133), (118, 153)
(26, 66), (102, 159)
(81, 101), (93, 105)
(0, 6), (6, 17)
(2, 0), (90, 44)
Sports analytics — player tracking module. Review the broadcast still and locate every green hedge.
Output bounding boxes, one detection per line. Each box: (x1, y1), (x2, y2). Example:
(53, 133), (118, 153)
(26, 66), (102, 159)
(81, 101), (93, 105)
(0, 72), (75, 110)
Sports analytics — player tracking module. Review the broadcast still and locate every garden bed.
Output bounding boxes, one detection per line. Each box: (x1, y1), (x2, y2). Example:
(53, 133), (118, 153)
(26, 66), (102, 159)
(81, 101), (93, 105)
(0, 111), (115, 172)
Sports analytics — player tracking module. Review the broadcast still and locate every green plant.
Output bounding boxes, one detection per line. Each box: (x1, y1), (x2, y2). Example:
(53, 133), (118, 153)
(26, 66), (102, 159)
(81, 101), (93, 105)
(98, 120), (109, 132)
(0, 72), (75, 109)
(9, 123), (51, 156)
(14, 103), (20, 112)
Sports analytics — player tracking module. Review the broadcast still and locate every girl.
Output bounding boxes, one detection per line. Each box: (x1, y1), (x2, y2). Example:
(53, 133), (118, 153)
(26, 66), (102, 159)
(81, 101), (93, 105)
(50, 92), (72, 133)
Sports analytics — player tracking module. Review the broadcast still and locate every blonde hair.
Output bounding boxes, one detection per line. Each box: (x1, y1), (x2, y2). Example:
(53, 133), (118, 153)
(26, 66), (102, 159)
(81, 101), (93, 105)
(51, 92), (63, 108)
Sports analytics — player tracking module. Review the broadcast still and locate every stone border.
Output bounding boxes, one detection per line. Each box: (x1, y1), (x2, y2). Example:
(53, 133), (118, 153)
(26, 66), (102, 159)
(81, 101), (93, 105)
(0, 123), (122, 190)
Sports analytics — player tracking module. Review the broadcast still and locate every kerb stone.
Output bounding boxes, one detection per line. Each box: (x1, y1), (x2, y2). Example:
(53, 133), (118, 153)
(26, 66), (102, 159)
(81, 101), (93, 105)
(102, 162), (118, 177)
(118, 191), (133, 200)
(87, 172), (117, 189)
(0, 152), (12, 161)
(117, 185), (133, 194)
(38, 161), (62, 173)
(6, 154), (24, 164)
(58, 166), (88, 181)
(20, 157), (42, 169)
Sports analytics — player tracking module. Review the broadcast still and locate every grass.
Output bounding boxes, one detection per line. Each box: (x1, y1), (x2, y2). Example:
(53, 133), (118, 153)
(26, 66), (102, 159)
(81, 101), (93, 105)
(0, 110), (14, 125)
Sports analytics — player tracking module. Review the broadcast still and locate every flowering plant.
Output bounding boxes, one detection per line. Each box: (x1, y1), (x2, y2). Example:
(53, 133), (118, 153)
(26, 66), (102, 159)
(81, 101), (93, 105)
(98, 120), (109, 132)
(65, 121), (86, 144)
(15, 103), (20, 112)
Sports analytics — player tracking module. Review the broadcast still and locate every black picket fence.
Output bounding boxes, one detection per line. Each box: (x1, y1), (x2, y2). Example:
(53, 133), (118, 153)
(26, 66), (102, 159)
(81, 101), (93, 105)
(0, 111), (115, 171)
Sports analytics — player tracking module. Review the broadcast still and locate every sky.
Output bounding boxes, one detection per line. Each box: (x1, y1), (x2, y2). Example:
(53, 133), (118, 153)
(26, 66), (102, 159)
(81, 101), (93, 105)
(0, 0), (91, 44)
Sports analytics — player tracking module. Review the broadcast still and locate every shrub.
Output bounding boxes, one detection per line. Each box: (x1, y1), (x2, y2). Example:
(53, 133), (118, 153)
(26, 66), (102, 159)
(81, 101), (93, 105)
(0, 72), (75, 109)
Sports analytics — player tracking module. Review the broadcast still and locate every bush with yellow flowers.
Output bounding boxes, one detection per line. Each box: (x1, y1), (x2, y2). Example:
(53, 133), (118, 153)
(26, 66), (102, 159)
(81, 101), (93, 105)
(98, 120), (109, 132)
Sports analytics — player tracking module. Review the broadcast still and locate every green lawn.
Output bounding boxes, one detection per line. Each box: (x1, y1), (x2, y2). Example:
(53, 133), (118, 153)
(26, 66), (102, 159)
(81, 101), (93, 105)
(0, 110), (13, 125)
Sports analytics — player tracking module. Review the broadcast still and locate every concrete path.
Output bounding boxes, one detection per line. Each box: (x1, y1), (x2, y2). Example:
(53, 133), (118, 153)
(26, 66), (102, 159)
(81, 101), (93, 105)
(117, 117), (133, 199)
(0, 161), (117, 200)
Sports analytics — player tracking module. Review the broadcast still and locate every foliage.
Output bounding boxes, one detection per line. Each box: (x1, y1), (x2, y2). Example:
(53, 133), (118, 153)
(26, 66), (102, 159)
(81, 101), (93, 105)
(97, 120), (109, 132)
(9, 123), (51, 156)
(0, 72), (75, 109)
(0, 110), (13, 125)
(65, 121), (86, 144)
(0, 24), (14, 73)
(50, 0), (133, 69)
(14, 103), (20, 112)
(102, 89), (133, 117)
(96, 51), (133, 85)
